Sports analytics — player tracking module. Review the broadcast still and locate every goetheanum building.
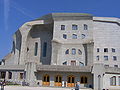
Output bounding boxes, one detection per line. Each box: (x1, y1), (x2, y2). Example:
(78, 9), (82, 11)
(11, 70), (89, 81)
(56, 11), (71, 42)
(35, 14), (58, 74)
(0, 13), (120, 90)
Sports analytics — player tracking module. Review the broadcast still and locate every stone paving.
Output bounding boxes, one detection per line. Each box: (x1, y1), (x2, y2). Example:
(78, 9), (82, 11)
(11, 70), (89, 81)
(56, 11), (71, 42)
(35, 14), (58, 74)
(3, 86), (92, 90)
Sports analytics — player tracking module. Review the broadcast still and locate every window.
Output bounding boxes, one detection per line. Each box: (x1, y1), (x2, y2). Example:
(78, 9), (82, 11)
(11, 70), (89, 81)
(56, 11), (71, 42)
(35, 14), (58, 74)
(119, 76), (120, 86)
(78, 49), (82, 55)
(34, 42), (38, 56)
(79, 62), (84, 66)
(43, 74), (50, 83)
(104, 48), (108, 52)
(72, 48), (76, 55)
(13, 41), (15, 54)
(114, 65), (118, 68)
(84, 24), (88, 30)
(97, 48), (99, 52)
(72, 34), (77, 39)
(55, 75), (62, 83)
(1, 72), (6, 79)
(72, 25), (78, 30)
(80, 76), (88, 84)
(63, 61), (67, 65)
(104, 56), (108, 60)
(110, 76), (116, 86)
(113, 56), (117, 61)
(63, 34), (67, 39)
(43, 42), (47, 57)
(61, 25), (65, 30)
(112, 48), (115, 52)
(81, 34), (86, 39)
(104, 65), (109, 67)
(20, 73), (24, 79)
(65, 49), (69, 54)
(8, 72), (12, 79)
(71, 61), (76, 66)
(96, 56), (99, 60)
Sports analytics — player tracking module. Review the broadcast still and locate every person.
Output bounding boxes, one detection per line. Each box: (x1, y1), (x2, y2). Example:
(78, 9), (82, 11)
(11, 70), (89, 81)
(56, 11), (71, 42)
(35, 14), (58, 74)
(75, 82), (80, 90)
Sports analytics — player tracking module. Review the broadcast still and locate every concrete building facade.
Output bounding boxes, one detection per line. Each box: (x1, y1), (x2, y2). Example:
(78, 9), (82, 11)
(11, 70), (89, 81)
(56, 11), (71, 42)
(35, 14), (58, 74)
(0, 13), (120, 90)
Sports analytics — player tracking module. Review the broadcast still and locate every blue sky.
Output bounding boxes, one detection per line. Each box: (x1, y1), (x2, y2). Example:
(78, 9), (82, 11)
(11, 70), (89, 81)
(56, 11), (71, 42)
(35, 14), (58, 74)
(0, 0), (120, 60)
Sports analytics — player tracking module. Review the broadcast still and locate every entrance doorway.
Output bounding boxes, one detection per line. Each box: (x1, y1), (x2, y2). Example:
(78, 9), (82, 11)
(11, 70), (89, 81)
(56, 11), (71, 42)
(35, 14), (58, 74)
(42, 74), (50, 86)
(54, 75), (62, 87)
(67, 75), (75, 87)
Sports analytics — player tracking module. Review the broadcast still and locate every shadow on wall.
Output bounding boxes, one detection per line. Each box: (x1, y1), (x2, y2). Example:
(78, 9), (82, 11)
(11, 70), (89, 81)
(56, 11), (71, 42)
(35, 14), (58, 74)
(26, 24), (53, 65)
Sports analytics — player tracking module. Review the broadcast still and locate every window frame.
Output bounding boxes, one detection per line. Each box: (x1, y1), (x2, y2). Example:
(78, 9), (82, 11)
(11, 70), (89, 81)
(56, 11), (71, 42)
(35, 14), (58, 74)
(72, 24), (78, 30)
(72, 34), (77, 39)
(61, 25), (65, 30)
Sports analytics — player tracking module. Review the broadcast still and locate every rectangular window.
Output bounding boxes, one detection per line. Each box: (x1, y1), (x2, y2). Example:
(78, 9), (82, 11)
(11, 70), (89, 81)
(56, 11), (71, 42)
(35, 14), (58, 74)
(114, 65), (118, 68)
(104, 48), (108, 52)
(61, 25), (65, 30)
(104, 56), (108, 60)
(8, 72), (12, 79)
(34, 42), (38, 56)
(119, 77), (120, 86)
(97, 48), (99, 52)
(20, 73), (24, 79)
(63, 34), (67, 39)
(113, 56), (117, 61)
(72, 48), (76, 55)
(112, 48), (115, 52)
(43, 42), (47, 57)
(72, 25), (78, 30)
(96, 56), (99, 60)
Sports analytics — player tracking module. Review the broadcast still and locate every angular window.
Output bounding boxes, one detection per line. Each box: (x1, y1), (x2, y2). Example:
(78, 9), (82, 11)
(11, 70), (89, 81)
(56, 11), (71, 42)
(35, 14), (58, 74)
(104, 56), (108, 60)
(34, 42), (38, 56)
(96, 56), (99, 60)
(97, 48), (99, 52)
(78, 49), (82, 55)
(112, 48), (115, 52)
(104, 48), (108, 52)
(79, 62), (84, 66)
(81, 34), (86, 39)
(63, 61), (67, 65)
(113, 56), (117, 61)
(114, 65), (118, 68)
(63, 34), (67, 39)
(43, 42), (47, 57)
(65, 49), (69, 54)
(61, 25), (65, 30)
(72, 34), (77, 39)
(84, 24), (88, 30)
(72, 25), (78, 30)
(72, 48), (76, 55)
(110, 76), (116, 86)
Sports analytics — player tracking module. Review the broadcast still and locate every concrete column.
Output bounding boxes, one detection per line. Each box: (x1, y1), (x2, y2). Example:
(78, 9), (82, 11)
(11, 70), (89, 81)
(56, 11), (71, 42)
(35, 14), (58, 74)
(92, 63), (105, 90)
(25, 62), (37, 86)
(5, 71), (8, 80)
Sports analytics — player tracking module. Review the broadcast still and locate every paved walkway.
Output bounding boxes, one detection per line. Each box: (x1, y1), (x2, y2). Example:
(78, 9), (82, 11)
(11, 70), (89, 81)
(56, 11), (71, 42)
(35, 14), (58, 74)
(4, 86), (92, 90)
(4, 86), (72, 90)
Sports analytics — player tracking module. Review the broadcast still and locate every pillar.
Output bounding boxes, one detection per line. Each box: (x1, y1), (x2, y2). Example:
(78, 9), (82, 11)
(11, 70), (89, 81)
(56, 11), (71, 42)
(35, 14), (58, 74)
(25, 62), (37, 86)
